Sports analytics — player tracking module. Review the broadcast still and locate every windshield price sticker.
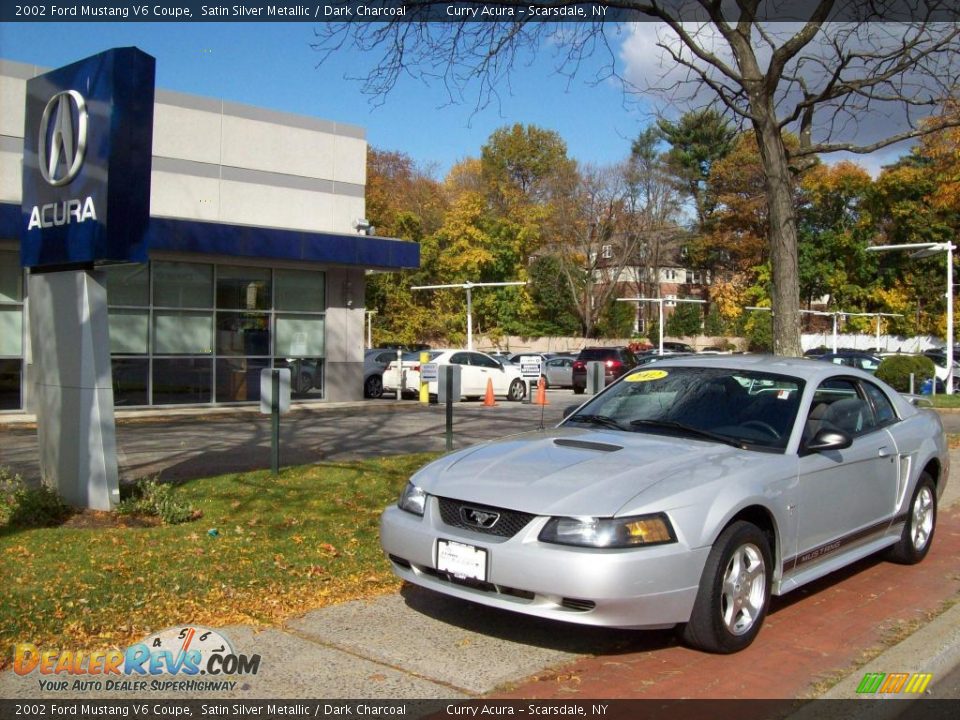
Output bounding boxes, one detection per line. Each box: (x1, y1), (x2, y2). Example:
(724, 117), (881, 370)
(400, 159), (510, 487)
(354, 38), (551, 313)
(626, 369), (669, 382)
(437, 539), (487, 581)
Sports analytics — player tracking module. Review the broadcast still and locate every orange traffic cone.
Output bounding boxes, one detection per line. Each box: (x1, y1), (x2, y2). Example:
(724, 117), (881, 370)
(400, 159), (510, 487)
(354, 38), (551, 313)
(483, 378), (497, 406)
(534, 376), (549, 405)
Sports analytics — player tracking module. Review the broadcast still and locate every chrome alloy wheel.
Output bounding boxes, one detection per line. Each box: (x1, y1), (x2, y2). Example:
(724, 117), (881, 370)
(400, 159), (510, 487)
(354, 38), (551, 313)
(911, 485), (935, 553)
(720, 542), (767, 636)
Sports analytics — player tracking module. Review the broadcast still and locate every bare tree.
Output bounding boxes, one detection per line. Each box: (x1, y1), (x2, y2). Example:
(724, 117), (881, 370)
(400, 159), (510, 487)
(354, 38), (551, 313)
(314, 0), (960, 355)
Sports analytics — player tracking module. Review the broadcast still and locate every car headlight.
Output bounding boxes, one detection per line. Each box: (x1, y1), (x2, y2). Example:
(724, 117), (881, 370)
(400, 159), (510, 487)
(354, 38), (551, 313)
(398, 482), (427, 516)
(539, 513), (676, 548)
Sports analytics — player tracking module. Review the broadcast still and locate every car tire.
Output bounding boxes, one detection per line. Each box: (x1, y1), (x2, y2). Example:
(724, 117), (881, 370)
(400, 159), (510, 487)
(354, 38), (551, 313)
(680, 521), (772, 654)
(364, 374), (383, 399)
(507, 379), (525, 402)
(886, 472), (936, 565)
(573, 386), (585, 395)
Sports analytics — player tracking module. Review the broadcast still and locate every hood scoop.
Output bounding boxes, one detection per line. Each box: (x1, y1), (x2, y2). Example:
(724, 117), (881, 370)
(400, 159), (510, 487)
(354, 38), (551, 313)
(552, 438), (623, 453)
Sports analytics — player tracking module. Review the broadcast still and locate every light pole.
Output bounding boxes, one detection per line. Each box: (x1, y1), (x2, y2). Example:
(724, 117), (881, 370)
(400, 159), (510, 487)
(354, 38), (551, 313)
(617, 297), (706, 355)
(365, 309), (378, 350)
(800, 310), (841, 353)
(867, 242), (955, 394)
(841, 311), (903, 352)
(411, 281), (527, 350)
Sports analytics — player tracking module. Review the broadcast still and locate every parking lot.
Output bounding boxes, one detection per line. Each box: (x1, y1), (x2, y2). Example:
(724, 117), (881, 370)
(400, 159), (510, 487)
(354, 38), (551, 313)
(2, 392), (960, 703)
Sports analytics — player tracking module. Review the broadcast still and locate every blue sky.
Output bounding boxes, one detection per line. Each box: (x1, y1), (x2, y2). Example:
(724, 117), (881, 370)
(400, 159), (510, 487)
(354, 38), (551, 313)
(0, 22), (653, 177)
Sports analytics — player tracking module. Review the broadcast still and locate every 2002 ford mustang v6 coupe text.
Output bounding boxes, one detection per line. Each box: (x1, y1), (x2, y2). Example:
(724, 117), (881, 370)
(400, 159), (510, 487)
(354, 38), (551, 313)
(380, 356), (949, 653)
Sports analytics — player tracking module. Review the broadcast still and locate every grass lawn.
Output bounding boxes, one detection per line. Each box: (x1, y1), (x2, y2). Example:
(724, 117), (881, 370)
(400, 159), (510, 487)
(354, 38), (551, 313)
(0, 453), (437, 667)
(930, 394), (960, 409)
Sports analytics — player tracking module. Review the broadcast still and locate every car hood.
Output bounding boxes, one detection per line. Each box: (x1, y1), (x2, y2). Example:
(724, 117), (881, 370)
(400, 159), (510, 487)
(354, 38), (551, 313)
(412, 428), (778, 517)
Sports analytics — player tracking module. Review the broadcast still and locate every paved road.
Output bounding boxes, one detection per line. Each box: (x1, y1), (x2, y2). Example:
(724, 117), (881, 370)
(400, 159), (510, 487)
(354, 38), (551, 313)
(0, 394), (571, 484)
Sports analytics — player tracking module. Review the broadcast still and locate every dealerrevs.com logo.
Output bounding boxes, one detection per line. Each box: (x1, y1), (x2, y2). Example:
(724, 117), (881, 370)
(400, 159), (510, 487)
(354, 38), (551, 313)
(14, 626), (261, 693)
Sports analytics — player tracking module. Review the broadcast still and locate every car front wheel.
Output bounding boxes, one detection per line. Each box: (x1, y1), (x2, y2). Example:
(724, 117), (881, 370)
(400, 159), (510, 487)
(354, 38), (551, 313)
(364, 374), (383, 399)
(887, 472), (936, 564)
(507, 378), (525, 402)
(680, 521), (771, 654)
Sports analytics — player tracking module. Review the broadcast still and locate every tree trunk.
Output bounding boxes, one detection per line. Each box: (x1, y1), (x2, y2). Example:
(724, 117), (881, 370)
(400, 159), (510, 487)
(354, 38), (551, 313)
(753, 117), (803, 357)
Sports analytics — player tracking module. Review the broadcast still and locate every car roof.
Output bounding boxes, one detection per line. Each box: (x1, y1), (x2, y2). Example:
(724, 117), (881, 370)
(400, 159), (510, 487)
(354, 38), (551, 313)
(643, 353), (876, 382)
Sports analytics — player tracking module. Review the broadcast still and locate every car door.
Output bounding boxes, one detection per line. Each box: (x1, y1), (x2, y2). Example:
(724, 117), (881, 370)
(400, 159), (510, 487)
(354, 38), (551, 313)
(794, 377), (899, 570)
(469, 352), (506, 394)
(448, 352), (478, 396)
(547, 358), (572, 387)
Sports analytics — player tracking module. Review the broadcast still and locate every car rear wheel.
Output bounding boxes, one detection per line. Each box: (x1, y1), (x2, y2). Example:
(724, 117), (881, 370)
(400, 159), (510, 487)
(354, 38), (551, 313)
(680, 521), (771, 654)
(887, 473), (936, 564)
(364, 374), (383, 399)
(573, 386), (585, 395)
(507, 379), (525, 402)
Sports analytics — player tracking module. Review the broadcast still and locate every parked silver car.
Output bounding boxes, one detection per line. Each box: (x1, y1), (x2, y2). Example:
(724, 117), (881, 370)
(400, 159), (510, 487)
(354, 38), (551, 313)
(541, 355), (575, 388)
(381, 356), (948, 653)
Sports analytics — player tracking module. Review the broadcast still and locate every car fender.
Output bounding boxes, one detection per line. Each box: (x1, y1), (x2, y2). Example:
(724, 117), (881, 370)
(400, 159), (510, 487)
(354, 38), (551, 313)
(619, 457), (799, 573)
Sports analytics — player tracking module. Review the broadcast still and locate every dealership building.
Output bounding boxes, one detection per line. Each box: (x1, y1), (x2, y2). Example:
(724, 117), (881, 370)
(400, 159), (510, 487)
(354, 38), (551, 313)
(0, 56), (419, 413)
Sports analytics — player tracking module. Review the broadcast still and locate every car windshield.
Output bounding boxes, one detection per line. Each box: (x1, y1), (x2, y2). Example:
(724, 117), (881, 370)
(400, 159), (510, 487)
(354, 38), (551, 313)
(564, 366), (804, 451)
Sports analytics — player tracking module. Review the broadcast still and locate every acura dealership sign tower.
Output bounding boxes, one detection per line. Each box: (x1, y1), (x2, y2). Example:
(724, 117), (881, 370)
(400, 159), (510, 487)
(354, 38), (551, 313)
(21, 48), (156, 510)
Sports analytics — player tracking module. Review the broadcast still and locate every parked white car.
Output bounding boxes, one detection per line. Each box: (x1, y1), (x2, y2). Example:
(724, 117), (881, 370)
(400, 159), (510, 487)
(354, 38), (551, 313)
(383, 349), (527, 401)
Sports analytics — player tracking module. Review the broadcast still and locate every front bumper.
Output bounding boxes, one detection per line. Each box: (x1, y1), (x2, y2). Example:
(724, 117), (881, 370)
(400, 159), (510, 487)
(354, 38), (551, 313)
(380, 499), (708, 629)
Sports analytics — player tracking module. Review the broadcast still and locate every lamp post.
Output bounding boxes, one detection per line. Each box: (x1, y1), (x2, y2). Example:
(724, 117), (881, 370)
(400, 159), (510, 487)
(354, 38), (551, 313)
(841, 311), (903, 352)
(617, 297), (706, 355)
(800, 310), (841, 354)
(365, 309), (378, 350)
(866, 242), (955, 394)
(411, 281), (527, 350)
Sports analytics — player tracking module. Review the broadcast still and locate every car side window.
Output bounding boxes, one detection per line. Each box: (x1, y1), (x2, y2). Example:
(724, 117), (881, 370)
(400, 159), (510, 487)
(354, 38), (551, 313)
(862, 381), (897, 426)
(471, 353), (499, 369)
(805, 378), (878, 441)
(450, 353), (470, 365)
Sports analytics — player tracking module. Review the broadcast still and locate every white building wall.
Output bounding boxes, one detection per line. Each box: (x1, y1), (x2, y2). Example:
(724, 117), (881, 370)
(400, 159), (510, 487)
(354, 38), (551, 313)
(0, 60), (367, 237)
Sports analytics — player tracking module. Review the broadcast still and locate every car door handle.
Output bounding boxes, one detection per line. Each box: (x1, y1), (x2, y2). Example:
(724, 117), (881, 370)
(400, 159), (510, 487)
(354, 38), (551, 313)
(878, 446), (892, 457)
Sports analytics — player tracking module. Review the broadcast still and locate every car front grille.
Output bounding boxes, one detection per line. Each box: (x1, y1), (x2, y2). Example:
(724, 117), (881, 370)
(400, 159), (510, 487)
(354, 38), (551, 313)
(437, 497), (536, 538)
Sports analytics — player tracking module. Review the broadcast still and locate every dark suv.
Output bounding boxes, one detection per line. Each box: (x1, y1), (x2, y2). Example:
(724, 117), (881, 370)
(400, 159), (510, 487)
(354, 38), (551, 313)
(571, 346), (639, 394)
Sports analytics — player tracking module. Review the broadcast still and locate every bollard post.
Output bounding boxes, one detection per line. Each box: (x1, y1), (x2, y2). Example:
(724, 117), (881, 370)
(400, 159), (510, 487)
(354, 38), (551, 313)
(271, 370), (280, 476)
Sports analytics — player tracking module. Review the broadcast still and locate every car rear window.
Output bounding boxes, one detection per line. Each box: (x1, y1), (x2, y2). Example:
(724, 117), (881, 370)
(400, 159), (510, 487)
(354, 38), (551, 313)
(579, 349), (617, 361)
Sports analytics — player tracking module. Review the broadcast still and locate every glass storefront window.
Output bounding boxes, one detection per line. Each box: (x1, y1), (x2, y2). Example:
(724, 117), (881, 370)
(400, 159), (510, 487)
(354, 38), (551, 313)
(216, 312), (270, 356)
(216, 357), (270, 403)
(112, 358), (149, 407)
(0, 251), (22, 304)
(154, 311), (213, 355)
(0, 307), (22, 356)
(217, 266), (271, 310)
(104, 264), (149, 306)
(153, 261), (213, 308)
(109, 309), (149, 355)
(153, 358), (212, 405)
(275, 269), (325, 312)
(0, 359), (21, 410)
(275, 357), (324, 399)
(275, 315), (325, 357)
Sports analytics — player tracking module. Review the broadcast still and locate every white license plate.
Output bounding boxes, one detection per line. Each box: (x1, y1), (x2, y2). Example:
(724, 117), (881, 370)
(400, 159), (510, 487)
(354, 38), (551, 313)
(437, 539), (487, 581)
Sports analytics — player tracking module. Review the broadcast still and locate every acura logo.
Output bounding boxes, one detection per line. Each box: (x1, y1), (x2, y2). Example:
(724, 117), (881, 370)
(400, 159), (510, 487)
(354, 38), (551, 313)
(38, 90), (88, 187)
(462, 507), (500, 529)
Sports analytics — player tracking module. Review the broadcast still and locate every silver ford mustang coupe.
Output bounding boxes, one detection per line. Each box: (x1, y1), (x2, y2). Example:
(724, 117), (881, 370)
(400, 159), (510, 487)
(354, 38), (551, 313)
(380, 356), (948, 653)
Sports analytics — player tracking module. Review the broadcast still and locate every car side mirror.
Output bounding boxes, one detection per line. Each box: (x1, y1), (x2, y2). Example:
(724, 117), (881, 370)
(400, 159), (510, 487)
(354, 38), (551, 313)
(803, 428), (852, 455)
(562, 403), (582, 420)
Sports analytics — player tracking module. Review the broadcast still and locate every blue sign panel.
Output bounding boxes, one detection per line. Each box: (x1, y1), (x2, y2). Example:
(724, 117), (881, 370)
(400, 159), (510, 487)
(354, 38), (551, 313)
(21, 48), (156, 268)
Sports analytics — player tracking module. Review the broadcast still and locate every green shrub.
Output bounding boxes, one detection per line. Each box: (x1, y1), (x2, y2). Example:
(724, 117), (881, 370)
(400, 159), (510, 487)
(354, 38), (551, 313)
(876, 355), (936, 393)
(117, 477), (196, 525)
(0, 467), (70, 528)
